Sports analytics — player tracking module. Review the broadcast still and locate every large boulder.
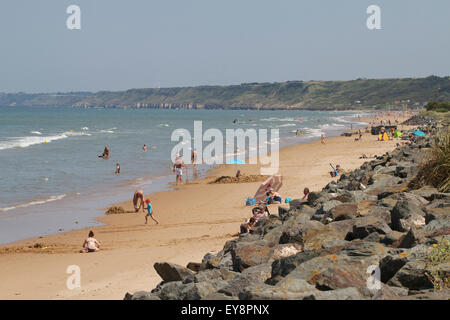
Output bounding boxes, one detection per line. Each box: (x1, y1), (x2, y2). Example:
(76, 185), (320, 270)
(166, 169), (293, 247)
(391, 200), (426, 232)
(153, 262), (195, 283)
(346, 216), (392, 240)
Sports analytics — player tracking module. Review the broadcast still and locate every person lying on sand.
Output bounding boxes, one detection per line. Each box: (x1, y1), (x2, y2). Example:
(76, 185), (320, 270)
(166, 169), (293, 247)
(144, 198), (159, 225)
(80, 231), (100, 253)
(133, 189), (145, 212)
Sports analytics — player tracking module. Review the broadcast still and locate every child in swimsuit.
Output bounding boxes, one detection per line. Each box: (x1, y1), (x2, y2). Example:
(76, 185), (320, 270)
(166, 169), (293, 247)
(144, 199), (159, 225)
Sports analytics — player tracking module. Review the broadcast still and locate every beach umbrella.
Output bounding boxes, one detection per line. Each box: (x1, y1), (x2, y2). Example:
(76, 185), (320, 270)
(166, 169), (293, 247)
(254, 175), (283, 202)
(413, 130), (426, 137)
(226, 159), (246, 165)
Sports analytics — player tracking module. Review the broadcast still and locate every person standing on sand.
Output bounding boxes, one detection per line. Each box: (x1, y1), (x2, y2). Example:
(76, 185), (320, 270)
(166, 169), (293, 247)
(191, 149), (198, 178)
(173, 155), (185, 185)
(133, 189), (145, 212)
(115, 163), (120, 175)
(321, 134), (326, 144)
(144, 198), (159, 225)
(80, 231), (100, 253)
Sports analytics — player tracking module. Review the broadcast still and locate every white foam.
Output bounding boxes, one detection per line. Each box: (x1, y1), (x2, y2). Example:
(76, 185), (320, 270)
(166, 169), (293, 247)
(30, 131), (42, 135)
(0, 194), (66, 213)
(0, 131), (91, 151)
(277, 123), (296, 128)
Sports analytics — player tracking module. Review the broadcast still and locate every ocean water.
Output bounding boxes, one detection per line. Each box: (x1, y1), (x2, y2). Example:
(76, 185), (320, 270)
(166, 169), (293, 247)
(0, 106), (368, 244)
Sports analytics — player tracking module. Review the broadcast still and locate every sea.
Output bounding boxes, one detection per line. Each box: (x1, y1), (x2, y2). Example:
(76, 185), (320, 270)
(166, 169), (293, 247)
(0, 106), (370, 244)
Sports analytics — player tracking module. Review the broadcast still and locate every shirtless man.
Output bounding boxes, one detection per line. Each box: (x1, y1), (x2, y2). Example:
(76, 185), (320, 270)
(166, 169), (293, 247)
(173, 155), (185, 185)
(133, 189), (145, 212)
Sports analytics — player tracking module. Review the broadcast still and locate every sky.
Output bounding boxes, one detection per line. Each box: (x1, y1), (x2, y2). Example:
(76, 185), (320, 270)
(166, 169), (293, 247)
(0, 0), (449, 93)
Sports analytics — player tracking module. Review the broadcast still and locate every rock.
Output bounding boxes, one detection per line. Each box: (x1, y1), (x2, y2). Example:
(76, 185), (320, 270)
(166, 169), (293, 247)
(321, 239), (350, 250)
(270, 250), (323, 280)
(425, 206), (450, 224)
(306, 192), (321, 206)
(400, 289), (450, 300)
(364, 232), (381, 242)
(391, 200), (426, 232)
(240, 285), (363, 300)
(154, 262), (195, 283)
(200, 251), (233, 270)
(356, 200), (378, 216)
(194, 268), (238, 283)
(269, 244), (303, 262)
(379, 254), (409, 283)
(218, 265), (272, 297)
(326, 204), (358, 222)
(313, 265), (368, 291)
(186, 262), (201, 272)
(371, 286), (409, 300)
(346, 217), (392, 240)
(124, 291), (160, 300)
(275, 277), (315, 292)
(366, 206), (392, 224)
(231, 244), (272, 272)
(182, 280), (229, 300)
(304, 287), (364, 300)
(318, 200), (342, 214)
(202, 292), (238, 300)
(395, 228), (425, 248)
(380, 230), (405, 246)
(411, 186), (440, 201)
(387, 259), (434, 291)
(157, 281), (187, 300)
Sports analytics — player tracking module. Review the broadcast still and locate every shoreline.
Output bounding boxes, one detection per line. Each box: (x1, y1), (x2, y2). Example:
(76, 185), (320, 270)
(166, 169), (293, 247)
(0, 112), (410, 299)
(0, 111), (370, 245)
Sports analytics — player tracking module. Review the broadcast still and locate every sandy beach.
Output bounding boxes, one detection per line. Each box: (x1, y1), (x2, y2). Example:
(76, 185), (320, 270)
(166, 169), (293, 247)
(0, 113), (412, 300)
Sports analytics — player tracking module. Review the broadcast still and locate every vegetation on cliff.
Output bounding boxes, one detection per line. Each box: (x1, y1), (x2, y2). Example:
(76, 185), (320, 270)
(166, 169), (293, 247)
(1, 76), (449, 110)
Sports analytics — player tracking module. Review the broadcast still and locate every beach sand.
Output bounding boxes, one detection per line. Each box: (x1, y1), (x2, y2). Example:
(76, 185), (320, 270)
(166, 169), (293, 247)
(0, 113), (412, 299)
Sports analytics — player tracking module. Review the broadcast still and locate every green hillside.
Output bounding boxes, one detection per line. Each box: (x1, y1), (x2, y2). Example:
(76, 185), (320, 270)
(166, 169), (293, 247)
(1, 76), (449, 110)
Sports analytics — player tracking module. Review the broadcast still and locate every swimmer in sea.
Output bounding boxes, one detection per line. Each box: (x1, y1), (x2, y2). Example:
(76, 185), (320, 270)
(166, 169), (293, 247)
(133, 189), (145, 212)
(98, 146), (110, 159)
(143, 144), (147, 152)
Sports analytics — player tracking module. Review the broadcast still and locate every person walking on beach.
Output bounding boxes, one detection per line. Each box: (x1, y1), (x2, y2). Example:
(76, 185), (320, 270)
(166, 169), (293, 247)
(80, 231), (100, 253)
(173, 154), (185, 185)
(321, 134), (326, 144)
(144, 198), (159, 225)
(133, 189), (145, 212)
(191, 149), (198, 178)
(115, 163), (120, 175)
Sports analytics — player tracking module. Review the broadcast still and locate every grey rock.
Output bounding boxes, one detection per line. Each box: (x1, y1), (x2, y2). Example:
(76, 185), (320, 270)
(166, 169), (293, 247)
(391, 200), (426, 232)
(154, 262), (195, 283)
(124, 291), (160, 300)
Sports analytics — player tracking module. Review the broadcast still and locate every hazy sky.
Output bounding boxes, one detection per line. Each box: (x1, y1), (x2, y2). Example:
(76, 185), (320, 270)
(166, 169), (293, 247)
(0, 0), (449, 92)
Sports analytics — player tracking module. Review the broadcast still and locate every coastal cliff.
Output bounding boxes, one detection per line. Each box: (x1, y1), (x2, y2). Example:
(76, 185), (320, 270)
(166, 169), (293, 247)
(1, 76), (449, 110)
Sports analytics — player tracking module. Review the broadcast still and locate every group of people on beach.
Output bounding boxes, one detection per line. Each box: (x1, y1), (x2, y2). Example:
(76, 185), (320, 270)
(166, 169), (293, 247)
(237, 187), (310, 235)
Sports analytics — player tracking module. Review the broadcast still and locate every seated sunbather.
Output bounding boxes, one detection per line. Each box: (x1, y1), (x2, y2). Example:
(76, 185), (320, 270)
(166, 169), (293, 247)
(240, 217), (257, 234)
